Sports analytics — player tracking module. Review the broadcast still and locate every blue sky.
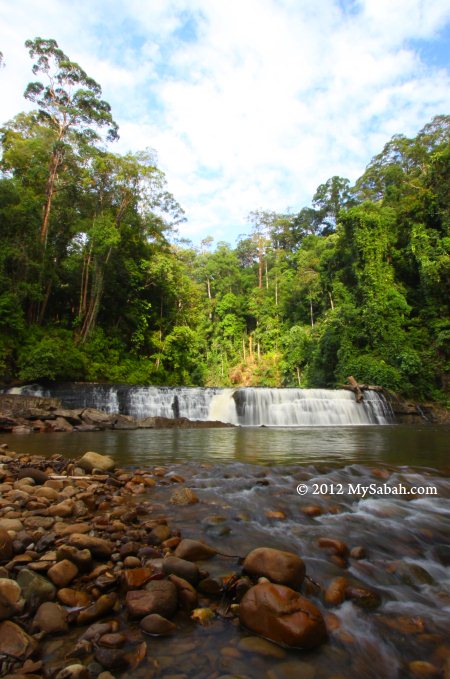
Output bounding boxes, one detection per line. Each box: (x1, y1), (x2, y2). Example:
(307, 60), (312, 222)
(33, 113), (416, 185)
(1, 0), (449, 246)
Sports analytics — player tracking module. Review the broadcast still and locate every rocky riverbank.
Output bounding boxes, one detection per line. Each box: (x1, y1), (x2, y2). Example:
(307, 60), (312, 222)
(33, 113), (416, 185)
(0, 395), (233, 434)
(0, 446), (448, 679)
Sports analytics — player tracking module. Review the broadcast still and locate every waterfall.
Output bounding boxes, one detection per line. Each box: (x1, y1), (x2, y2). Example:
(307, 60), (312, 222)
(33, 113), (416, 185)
(5, 384), (394, 425)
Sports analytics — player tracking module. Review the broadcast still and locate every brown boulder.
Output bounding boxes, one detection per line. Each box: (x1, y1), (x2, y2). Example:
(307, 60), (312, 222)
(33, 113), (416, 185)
(0, 528), (14, 561)
(173, 539), (217, 561)
(76, 593), (117, 625)
(77, 450), (115, 471)
(32, 601), (68, 634)
(239, 582), (327, 649)
(0, 578), (25, 619)
(0, 620), (38, 659)
(243, 547), (306, 588)
(68, 533), (112, 559)
(47, 560), (79, 588)
(140, 613), (176, 636)
(126, 580), (177, 619)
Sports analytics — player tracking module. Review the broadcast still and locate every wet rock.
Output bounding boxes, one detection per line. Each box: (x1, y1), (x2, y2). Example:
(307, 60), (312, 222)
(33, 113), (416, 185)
(140, 613), (176, 636)
(301, 505), (323, 518)
(239, 582), (327, 649)
(17, 468), (48, 485)
(169, 487), (199, 505)
(242, 547), (305, 589)
(408, 661), (440, 678)
(80, 620), (120, 641)
(318, 538), (349, 558)
(54, 664), (90, 679)
(56, 545), (92, 571)
(174, 539), (217, 561)
(68, 534), (112, 559)
(94, 647), (129, 671)
(389, 561), (434, 587)
(148, 524), (171, 544)
(191, 607), (215, 625)
(0, 528), (14, 561)
(0, 578), (25, 619)
(121, 567), (153, 590)
(98, 632), (126, 648)
(324, 577), (347, 606)
(0, 620), (38, 659)
(0, 518), (25, 532)
(238, 636), (286, 658)
(126, 580), (177, 618)
(32, 601), (68, 634)
(77, 451), (115, 473)
(378, 615), (425, 634)
(168, 574), (198, 611)
(57, 588), (92, 608)
(47, 559), (79, 587)
(350, 546), (366, 560)
(345, 585), (381, 609)
(35, 486), (60, 501)
(76, 593), (117, 625)
(16, 568), (56, 607)
(162, 556), (200, 584)
(47, 499), (75, 518)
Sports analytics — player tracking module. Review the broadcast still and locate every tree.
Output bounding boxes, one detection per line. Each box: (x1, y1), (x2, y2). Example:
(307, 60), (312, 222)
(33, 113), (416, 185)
(24, 37), (118, 248)
(312, 176), (353, 234)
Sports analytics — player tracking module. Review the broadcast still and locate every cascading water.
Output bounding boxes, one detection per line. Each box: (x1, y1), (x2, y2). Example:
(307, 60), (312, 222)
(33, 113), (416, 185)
(6, 384), (394, 425)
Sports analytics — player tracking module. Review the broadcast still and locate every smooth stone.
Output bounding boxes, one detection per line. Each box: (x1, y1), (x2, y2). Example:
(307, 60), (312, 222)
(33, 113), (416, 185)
(169, 488), (199, 505)
(47, 559), (79, 587)
(32, 601), (68, 633)
(239, 583), (327, 649)
(408, 661), (440, 678)
(17, 468), (48, 484)
(121, 567), (153, 589)
(56, 545), (92, 571)
(0, 578), (25, 619)
(0, 518), (24, 532)
(54, 664), (90, 679)
(57, 588), (92, 607)
(0, 620), (38, 659)
(76, 593), (117, 625)
(16, 568), (56, 606)
(345, 585), (381, 609)
(0, 528), (14, 561)
(324, 577), (347, 606)
(98, 632), (126, 648)
(318, 538), (349, 557)
(174, 539), (217, 561)
(68, 533), (112, 559)
(162, 556), (200, 584)
(266, 661), (316, 679)
(127, 580), (178, 618)
(242, 547), (305, 588)
(47, 499), (75, 518)
(238, 636), (286, 658)
(168, 574), (198, 611)
(140, 613), (177, 636)
(77, 452), (115, 473)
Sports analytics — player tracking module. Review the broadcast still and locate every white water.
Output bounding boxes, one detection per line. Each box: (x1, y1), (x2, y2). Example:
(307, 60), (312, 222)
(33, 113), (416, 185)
(6, 384), (393, 425)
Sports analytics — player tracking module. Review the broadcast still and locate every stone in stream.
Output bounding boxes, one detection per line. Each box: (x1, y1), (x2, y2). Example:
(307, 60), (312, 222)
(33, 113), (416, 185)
(168, 574), (198, 611)
(318, 537), (349, 558)
(16, 568), (56, 607)
(0, 528), (14, 561)
(169, 487), (199, 505)
(77, 451), (116, 472)
(162, 556), (200, 584)
(75, 593), (117, 625)
(126, 580), (177, 619)
(56, 545), (93, 571)
(57, 588), (92, 607)
(47, 559), (79, 587)
(242, 547), (306, 589)
(239, 582), (327, 649)
(32, 601), (68, 633)
(54, 665), (90, 679)
(0, 620), (38, 660)
(345, 585), (381, 609)
(0, 577), (25, 619)
(140, 613), (177, 636)
(68, 533), (112, 559)
(173, 539), (217, 561)
(324, 576), (347, 606)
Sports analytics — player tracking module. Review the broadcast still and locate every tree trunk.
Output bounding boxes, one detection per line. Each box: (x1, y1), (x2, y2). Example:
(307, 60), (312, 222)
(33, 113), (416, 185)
(40, 146), (64, 247)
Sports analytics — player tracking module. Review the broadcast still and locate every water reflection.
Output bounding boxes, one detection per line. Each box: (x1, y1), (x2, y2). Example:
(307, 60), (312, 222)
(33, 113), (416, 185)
(0, 424), (449, 470)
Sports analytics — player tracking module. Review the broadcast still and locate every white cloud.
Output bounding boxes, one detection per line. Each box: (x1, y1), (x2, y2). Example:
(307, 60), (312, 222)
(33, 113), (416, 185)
(1, 0), (449, 244)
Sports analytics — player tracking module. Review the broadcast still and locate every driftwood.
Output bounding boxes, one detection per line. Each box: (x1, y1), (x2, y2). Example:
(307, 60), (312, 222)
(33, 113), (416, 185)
(342, 376), (384, 403)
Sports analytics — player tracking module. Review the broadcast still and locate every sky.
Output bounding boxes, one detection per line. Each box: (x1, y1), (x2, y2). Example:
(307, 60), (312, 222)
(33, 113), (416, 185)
(1, 0), (450, 246)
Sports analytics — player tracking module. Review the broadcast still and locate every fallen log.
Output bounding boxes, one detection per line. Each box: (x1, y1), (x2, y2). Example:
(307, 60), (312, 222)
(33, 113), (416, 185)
(341, 376), (385, 402)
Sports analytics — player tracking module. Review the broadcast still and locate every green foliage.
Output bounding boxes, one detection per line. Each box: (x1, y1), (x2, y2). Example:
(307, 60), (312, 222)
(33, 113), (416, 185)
(17, 328), (86, 381)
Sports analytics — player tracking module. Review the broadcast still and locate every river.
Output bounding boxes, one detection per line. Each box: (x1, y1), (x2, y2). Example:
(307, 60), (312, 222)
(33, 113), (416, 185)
(1, 424), (449, 679)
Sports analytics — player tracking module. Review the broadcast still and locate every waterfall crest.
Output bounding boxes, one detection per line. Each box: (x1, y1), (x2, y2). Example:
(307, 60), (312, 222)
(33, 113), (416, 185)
(7, 384), (393, 425)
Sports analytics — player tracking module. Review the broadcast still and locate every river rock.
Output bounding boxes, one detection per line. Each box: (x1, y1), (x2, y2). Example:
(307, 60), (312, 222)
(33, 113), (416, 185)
(140, 613), (176, 636)
(54, 664), (90, 679)
(242, 547), (306, 588)
(266, 660), (316, 679)
(77, 451), (116, 472)
(68, 533), (112, 559)
(0, 518), (25, 532)
(17, 467), (48, 484)
(324, 577), (347, 606)
(126, 580), (178, 618)
(318, 538), (349, 557)
(174, 539), (217, 561)
(0, 528), (14, 561)
(16, 568), (56, 606)
(168, 574), (198, 611)
(56, 545), (93, 571)
(169, 487), (199, 505)
(238, 636), (286, 658)
(408, 660), (440, 678)
(0, 578), (25, 619)
(162, 556), (200, 584)
(48, 499), (75, 518)
(76, 593), (117, 625)
(0, 620), (38, 659)
(47, 559), (79, 587)
(57, 588), (92, 607)
(345, 585), (381, 609)
(239, 582), (327, 649)
(32, 601), (68, 633)
(121, 567), (153, 589)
